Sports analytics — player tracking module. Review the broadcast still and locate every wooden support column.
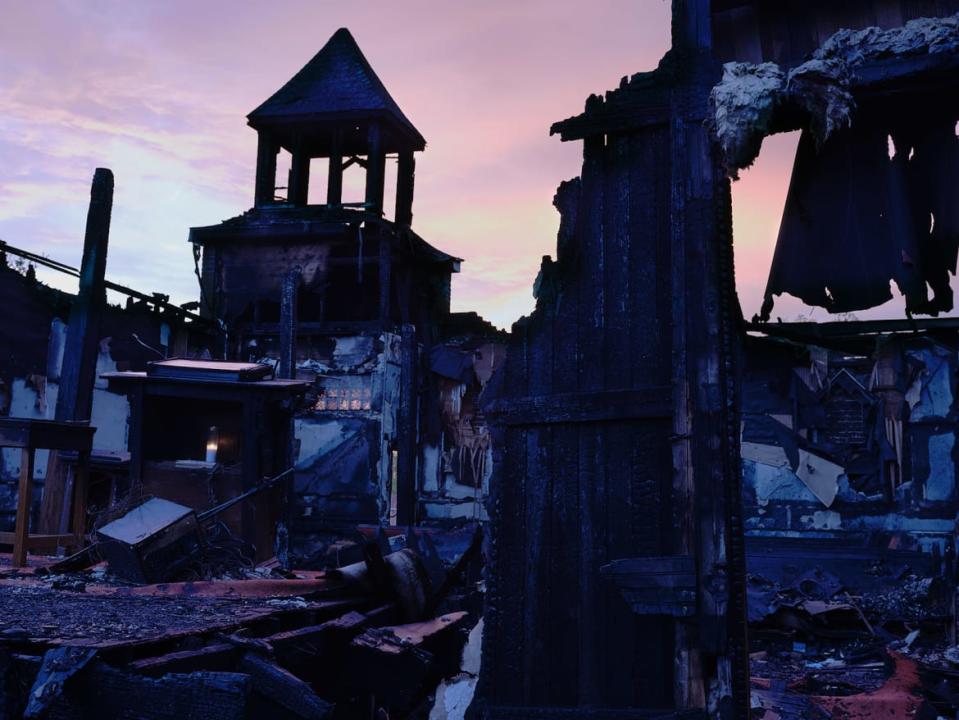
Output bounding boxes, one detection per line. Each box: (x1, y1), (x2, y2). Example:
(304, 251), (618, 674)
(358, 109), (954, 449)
(56, 168), (112, 425)
(327, 129), (343, 206)
(669, 0), (748, 716)
(395, 151), (415, 226)
(41, 169), (113, 534)
(365, 123), (385, 213)
(71, 449), (90, 544)
(395, 324), (417, 525)
(288, 138), (310, 206)
(254, 132), (279, 207)
(13, 448), (34, 567)
(379, 228), (392, 324)
(278, 267), (301, 379)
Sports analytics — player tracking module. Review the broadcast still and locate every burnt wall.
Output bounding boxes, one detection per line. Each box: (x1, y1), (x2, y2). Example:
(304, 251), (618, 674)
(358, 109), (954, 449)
(0, 261), (214, 531)
(742, 331), (959, 551)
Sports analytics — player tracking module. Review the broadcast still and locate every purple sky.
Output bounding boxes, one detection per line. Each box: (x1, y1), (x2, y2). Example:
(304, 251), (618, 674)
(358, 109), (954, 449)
(0, 1), (935, 328)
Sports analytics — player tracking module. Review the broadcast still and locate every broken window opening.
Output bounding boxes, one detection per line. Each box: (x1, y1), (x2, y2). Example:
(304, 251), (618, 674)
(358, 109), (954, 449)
(730, 131), (803, 320)
(341, 156), (367, 206)
(739, 109), (959, 323)
(274, 149), (293, 203)
(382, 154), (398, 221)
(313, 379), (372, 412)
(307, 157), (329, 206)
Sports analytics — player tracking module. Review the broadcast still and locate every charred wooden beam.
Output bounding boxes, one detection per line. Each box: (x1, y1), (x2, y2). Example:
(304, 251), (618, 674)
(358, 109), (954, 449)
(254, 133), (280, 207)
(129, 643), (239, 676)
(365, 123), (385, 212)
(395, 324), (417, 525)
(288, 141), (311, 206)
(345, 611), (469, 710)
(56, 168), (113, 425)
(487, 387), (672, 426)
(600, 555), (697, 617)
(395, 151), (415, 226)
(327, 129), (344, 206)
(40, 169), (113, 535)
(279, 267), (301, 379)
(15, 654), (250, 720)
(239, 652), (332, 719)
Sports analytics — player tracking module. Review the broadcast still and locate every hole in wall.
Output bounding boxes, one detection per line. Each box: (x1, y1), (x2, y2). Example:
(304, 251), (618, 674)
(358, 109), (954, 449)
(275, 149), (292, 202)
(308, 158), (329, 205)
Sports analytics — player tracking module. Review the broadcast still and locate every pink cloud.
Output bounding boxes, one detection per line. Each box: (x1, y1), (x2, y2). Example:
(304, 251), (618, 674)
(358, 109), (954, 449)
(4, 1), (928, 330)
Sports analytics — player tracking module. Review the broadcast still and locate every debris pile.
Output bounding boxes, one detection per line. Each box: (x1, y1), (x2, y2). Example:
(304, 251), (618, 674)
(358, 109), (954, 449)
(0, 522), (484, 720)
(746, 545), (959, 719)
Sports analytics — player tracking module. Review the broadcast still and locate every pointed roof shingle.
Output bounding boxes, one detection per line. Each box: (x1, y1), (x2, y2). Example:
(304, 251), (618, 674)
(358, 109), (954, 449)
(248, 28), (424, 149)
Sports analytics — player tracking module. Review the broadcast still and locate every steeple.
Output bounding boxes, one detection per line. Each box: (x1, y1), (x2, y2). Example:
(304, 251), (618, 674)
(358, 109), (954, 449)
(248, 28), (423, 225)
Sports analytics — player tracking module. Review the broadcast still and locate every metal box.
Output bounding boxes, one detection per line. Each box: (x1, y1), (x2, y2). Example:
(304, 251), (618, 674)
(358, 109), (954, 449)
(97, 498), (201, 584)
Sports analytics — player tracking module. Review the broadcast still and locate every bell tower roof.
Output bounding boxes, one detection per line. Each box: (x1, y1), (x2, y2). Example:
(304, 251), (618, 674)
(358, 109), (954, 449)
(248, 28), (425, 152)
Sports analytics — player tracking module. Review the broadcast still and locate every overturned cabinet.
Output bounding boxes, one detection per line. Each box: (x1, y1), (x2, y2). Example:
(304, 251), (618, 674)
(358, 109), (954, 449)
(103, 360), (307, 561)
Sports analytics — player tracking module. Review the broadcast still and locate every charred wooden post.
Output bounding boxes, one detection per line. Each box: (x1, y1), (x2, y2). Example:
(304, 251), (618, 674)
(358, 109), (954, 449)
(56, 168), (113, 425)
(254, 133), (279, 207)
(39, 169), (113, 535)
(379, 223), (392, 323)
(288, 138), (311, 207)
(395, 151), (415, 226)
(668, 0), (748, 713)
(396, 324), (417, 525)
(327, 129), (344, 206)
(477, 0), (747, 716)
(279, 267), (301, 379)
(365, 122), (386, 212)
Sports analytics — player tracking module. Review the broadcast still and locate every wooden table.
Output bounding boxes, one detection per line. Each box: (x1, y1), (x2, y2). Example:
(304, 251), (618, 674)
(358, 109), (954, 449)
(0, 418), (95, 566)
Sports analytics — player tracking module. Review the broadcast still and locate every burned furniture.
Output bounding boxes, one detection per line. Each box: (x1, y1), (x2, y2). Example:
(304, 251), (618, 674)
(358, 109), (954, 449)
(103, 359), (307, 561)
(97, 497), (202, 584)
(0, 418), (94, 566)
(0, 520), (484, 719)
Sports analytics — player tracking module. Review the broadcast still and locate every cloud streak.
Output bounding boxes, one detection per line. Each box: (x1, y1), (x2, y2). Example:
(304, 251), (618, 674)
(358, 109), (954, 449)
(1, 1), (928, 329)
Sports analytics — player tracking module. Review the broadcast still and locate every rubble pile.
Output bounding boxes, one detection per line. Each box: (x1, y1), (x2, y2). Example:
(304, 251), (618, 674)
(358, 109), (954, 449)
(0, 523), (483, 720)
(746, 549), (959, 719)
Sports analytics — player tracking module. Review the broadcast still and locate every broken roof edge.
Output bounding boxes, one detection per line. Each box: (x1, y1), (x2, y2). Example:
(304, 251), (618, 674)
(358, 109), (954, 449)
(549, 55), (681, 141)
(747, 316), (959, 346)
(709, 12), (959, 176)
(403, 226), (462, 272)
(441, 311), (511, 343)
(188, 209), (462, 271)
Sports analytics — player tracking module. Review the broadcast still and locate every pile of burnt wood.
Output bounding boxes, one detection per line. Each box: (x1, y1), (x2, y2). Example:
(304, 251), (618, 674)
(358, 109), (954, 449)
(746, 536), (958, 719)
(0, 522), (483, 720)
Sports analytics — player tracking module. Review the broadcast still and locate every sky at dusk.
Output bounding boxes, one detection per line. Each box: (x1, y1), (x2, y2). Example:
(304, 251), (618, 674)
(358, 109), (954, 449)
(0, 1), (940, 329)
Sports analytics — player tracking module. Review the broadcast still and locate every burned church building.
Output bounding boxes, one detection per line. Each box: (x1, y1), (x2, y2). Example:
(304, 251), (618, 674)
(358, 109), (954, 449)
(0, 29), (502, 559)
(189, 29), (504, 558)
(0, 3), (958, 719)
